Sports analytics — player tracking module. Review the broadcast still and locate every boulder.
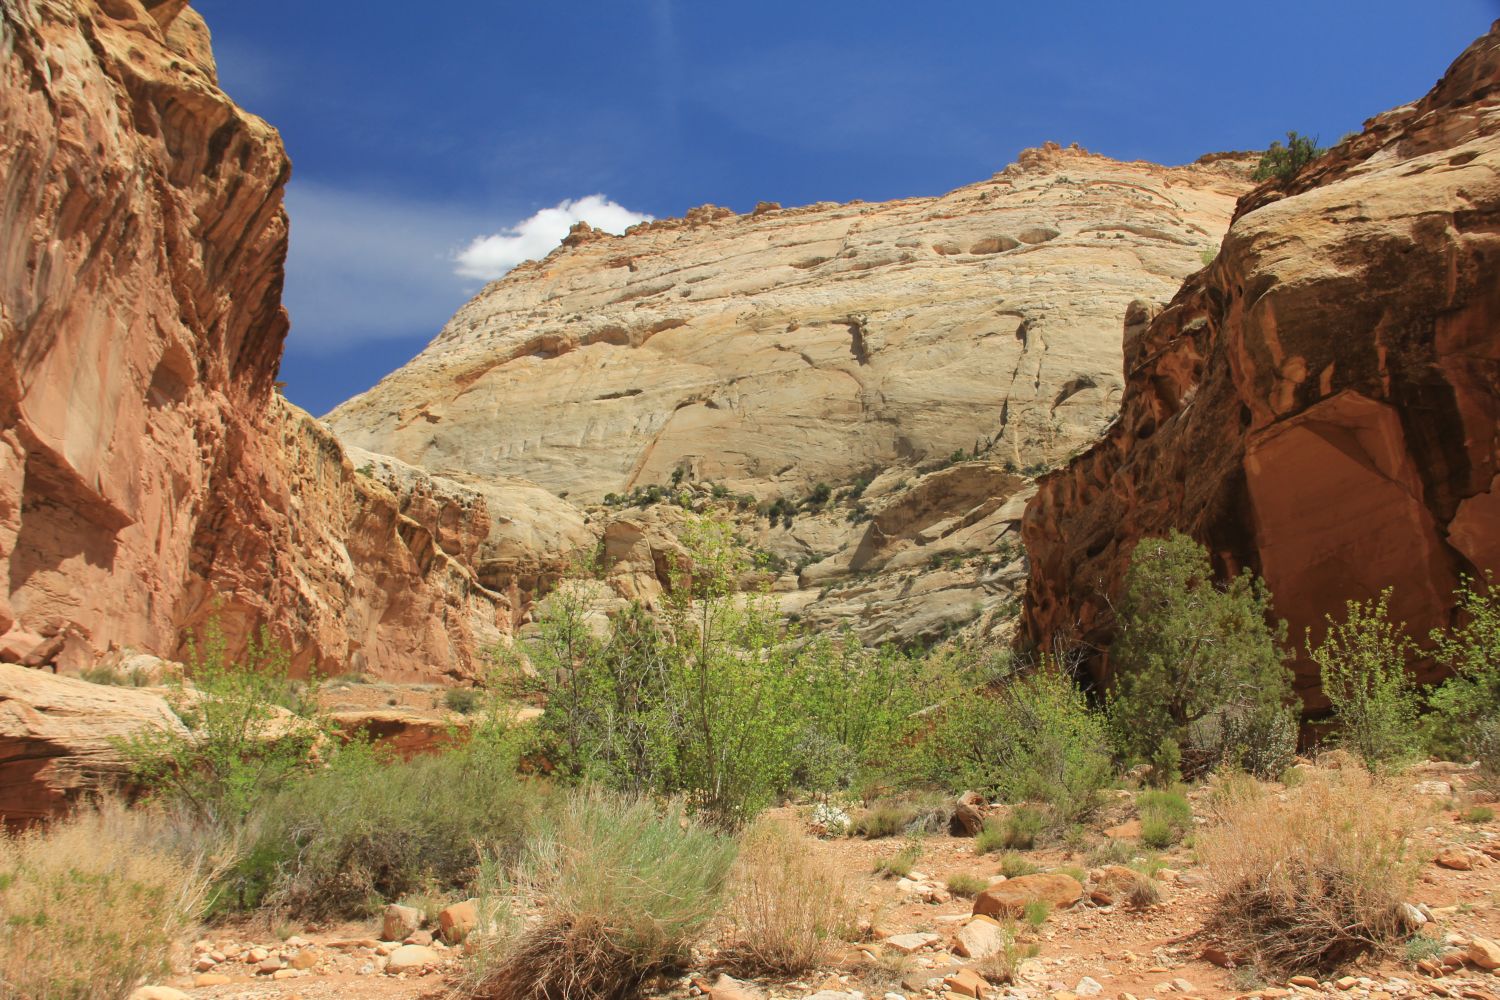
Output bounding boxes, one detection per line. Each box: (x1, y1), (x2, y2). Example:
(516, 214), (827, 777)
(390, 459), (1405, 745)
(944, 968), (989, 998)
(382, 903), (422, 942)
(953, 915), (1007, 959)
(0, 664), (185, 824)
(439, 899), (480, 943)
(1469, 937), (1500, 971)
(386, 944), (439, 973)
(973, 873), (1083, 919)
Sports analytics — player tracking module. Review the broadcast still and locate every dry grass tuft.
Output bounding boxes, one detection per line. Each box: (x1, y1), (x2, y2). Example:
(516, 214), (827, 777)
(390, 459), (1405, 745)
(464, 791), (737, 1000)
(1198, 765), (1423, 976)
(720, 816), (856, 975)
(0, 798), (223, 1000)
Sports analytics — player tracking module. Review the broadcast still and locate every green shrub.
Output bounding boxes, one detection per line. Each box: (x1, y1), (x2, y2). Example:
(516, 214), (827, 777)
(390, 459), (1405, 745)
(998, 852), (1040, 878)
(1108, 532), (1294, 781)
(1137, 789), (1193, 849)
(119, 616), (325, 825)
(946, 873), (989, 897)
(998, 805), (1046, 850)
(1252, 132), (1325, 182)
(444, 687), (481, 714)
(465, 791), (737, 1000)
(0, 800), (222, 1000)
(1310, 590), (1422, 769)
(1425, 574), (1500, 763)
(1461, 805), (1494, 824)
(914, 654), (1113, 823)
(852, 793), (949, 839)
(230, 733), (541, 917)
(1023, 899), (1052, 927)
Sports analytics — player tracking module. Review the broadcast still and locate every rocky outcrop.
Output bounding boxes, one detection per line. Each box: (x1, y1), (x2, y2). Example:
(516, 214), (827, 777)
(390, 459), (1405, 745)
(0, 1), (505, 679)
(0, 662), (183, 825)
(330, 147), (1248, 506)
(327, 145), (1250, 646)
(1021, 23), (1500, 706)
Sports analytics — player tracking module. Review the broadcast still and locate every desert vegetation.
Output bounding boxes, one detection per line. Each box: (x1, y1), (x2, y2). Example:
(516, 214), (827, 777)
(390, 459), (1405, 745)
(17, 518), (1500, 998)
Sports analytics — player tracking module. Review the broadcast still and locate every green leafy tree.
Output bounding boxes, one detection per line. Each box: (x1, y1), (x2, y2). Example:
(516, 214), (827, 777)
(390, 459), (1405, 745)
(1252, 131), (1325, 182)
(1108, 532), (1294, 781)
(119, 616), (325, 824)
(1310, 589), (1422, 769)
(1425, 573), (1500, 762)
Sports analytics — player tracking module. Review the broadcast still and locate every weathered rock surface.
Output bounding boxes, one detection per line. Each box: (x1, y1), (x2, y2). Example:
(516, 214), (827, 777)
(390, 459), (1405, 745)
(973, 872), (1083, 919)
(330, 155), (1246, 643)
(0, 662), (182, 823)
(1022, 22), (1500, 705)
(0, 1), (504, 680)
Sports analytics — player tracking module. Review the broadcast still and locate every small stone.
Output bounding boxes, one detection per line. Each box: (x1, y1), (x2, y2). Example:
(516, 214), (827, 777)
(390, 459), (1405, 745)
(193, 974), (232, 987)
(1171, 980), (1194, 995)
(1336, 977), (1358, 990)
(272, 968), (300, 980)
(246, 946), (270, 963)
(944, 968), (988, 998)
(257, 956), (283, 975)
(288, 949), (319, 970)
(194, 956), (218, 972)
(1076, 978), (1103, 996)
(709, 973), (765, 1000)
(1435, 847), (1475, 871)
(1288, 976), (1320, 988)
(127, 989), (189, 1000)
(404, 929), (434, 946)
(954, 916), (1006, 960)
(886, 933), (941, 954)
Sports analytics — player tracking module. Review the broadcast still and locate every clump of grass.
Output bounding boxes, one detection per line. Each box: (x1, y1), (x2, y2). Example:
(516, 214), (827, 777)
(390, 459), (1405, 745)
(946, 873), (990, 898)
(0, 799), (225, 1000)
(1022, 899), (1052, 928)
(1125, 871), (1161, 909)
(977, 919), (1039, 984)
(1052, 865), (1086, 883)
(874, 838), (923, 878)
(1198, 765), (1422, 976)
(444, 687), (482, 714)
(852, 793), (949, 839)
(1138, 788), (1192, 849)
(1460, 805), (1494, 824)
(1403, 934), (1444, 966)
(721, 817), (855, 975)
(1086, 839), (1135, 867)
(976, 805), (1046, 853)
(464, 791), (737, 1000)
(998, 852), (1040, 878)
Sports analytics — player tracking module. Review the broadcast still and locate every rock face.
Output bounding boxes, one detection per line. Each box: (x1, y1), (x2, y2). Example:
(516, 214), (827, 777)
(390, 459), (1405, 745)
(1022, 23), (1500, 706)
(0, 662), (183, 825)
(331, 145), (1246, 504)
(0, 1), (503, 679)
(328, 145), (1248, 644)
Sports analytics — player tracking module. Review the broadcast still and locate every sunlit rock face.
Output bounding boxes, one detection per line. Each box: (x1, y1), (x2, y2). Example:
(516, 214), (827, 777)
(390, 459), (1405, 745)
(0, 0), (505, 680)
(1021, 22), (1500, 708)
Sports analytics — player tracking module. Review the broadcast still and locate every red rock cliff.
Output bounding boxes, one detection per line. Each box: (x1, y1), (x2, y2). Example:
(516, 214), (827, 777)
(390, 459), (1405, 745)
(0, 0), (505, 678)
(1021, 23), (1500, 708)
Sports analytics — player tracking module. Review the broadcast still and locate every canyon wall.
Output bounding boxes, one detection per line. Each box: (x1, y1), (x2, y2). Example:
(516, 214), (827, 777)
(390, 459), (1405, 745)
(0, 0), (504, 679)
(1021, 23), (1500, 707)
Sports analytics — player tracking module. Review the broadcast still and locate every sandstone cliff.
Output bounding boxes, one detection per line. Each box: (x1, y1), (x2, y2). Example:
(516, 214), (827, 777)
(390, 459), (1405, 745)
(330, 147), (1250, 644)
(0, 0), (504, 679)
(1021, 23), (1500, 706)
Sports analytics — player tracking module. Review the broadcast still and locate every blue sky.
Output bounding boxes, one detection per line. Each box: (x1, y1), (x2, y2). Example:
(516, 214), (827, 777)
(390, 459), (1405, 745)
(194, 1), (1500, 416)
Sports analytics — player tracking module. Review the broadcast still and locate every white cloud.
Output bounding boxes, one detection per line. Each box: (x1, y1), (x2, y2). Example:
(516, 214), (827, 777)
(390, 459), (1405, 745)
(454, 195), (653, 280)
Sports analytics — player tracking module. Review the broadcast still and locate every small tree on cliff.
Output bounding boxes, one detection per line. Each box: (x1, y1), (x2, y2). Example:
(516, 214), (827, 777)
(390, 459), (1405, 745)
(1252, 131), (1325, 182)
(1107, 532), (1296, 781)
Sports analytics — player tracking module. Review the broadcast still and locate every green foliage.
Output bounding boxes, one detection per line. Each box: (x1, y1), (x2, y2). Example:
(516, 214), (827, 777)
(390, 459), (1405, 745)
(118, 616), (325, 825)
(909, 653), (1113, 823)
(465, 791), (737, 1000)
(228, 731), (540, 918)
(1252, 131), (1325, 182)
(852, 793), (949, 839)
(986, 806), (1045, 850)
(1425, 573), (1500, 762)
(444, 686), (481, 714)
(946, 872), (989, 897)
(1311, 590), (1422, 769)
(1137, 788), (1192, 849)
(1108, 532), (1294, 781)
(1022, 899), (1052, 927)
(1461, 805), (1494, 824)
(998, 852), (1041, 878)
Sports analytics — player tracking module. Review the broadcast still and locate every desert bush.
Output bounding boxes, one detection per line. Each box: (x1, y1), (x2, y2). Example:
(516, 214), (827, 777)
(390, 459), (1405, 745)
(1198, 765), (1422, 975)
(988, 805), (1045, 850)
(1137, 788), (1192, 849)
(998, 852), (1040, 878)
(1425, 573), (1500, 763)
(119, 617), (325, 824)
(946, 873), (989, 897)
(464, 791), (736, 1000)
(1109, 533), (1294, 781)
(231, 730), (540, 917)
(1461, 805), (1494, 824)
(1310, 590), (1422, 769)
(721, 817), (855, 975)
(1022, 900), (1051, 927)
(0, 799), (224, 1000)
(916, 654), (1113, 823)
(444, 686), (482, 714)
(853, 792), (949, 839)
(1252, 132), (1325, 182)
(1472, 716), (1500, 794)
(976, 920), (1039, 984)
